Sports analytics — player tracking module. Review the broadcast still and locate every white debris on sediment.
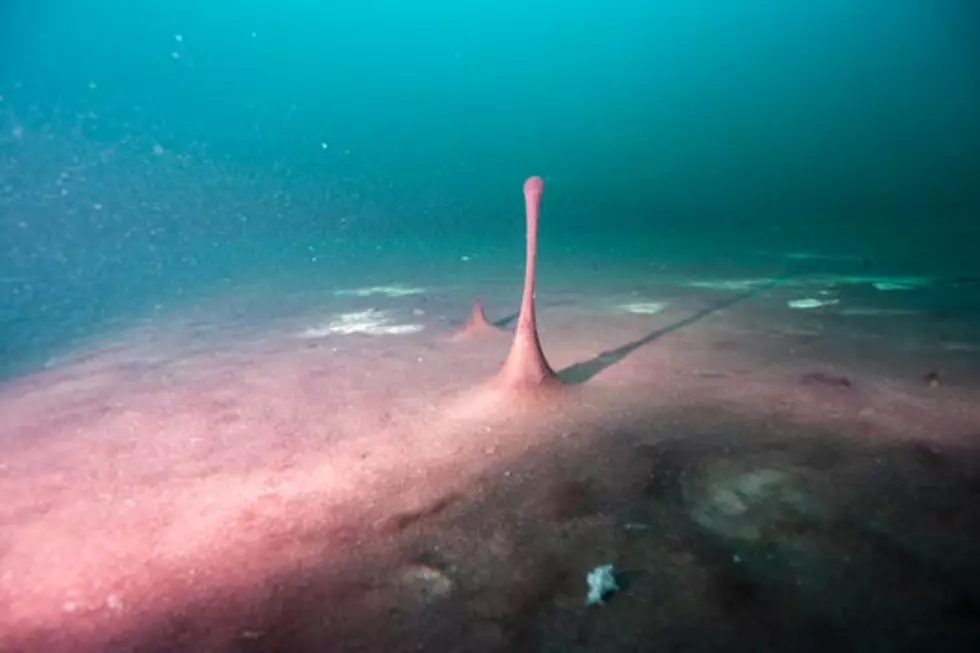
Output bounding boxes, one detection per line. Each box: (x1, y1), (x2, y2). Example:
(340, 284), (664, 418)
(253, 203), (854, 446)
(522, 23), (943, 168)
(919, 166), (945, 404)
(299, 309), (424, 337)
(333, 284), (425, 298)
(585, 564), (619, 605)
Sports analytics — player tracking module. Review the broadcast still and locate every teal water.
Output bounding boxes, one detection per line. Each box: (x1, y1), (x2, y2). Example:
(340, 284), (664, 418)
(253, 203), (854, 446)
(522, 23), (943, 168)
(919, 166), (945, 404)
(1, 0), (978, 372)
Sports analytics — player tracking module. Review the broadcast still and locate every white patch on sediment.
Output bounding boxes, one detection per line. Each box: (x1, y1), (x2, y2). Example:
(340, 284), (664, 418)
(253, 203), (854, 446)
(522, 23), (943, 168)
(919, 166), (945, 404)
(299, 309), (424, 337)
(682, 275), (932, 292)
(687, 279), (771, 292)
(333, 284), (425, 298)
(787, 297), (839, 310)
(871, 281), (916, 291)
(618, 301), (667, 315)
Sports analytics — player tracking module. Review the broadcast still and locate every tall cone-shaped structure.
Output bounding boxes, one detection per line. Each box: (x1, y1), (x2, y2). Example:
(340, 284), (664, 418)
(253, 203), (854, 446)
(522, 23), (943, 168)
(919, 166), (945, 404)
(495, 176), (562, 392)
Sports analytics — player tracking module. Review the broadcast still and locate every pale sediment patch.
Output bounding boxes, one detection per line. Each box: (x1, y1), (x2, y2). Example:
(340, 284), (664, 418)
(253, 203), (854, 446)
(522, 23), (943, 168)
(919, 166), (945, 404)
(683, 274), (932, 293)
(838, 307), (921, 317)
(299, 309), (424, 337)
(686, 278), (773, 292)
(617, 301), (668, 315)
(787, 297), (840, 310)
(333, 284), (426, 298)
(941, 341), (980, 352)
(871, 281), (918, 291)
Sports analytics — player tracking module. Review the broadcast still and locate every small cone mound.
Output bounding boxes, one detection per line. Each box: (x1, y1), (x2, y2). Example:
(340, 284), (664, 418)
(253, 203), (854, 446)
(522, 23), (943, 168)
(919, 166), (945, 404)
(449, 298), (500, 341)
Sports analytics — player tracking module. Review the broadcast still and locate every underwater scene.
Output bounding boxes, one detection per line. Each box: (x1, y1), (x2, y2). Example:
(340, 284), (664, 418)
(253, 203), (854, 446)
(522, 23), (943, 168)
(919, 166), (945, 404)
(1, 1), (979, 651)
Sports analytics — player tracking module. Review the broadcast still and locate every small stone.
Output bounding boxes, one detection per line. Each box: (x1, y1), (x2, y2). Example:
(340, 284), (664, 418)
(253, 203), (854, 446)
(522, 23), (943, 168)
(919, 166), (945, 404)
(398, 563), (453, 604)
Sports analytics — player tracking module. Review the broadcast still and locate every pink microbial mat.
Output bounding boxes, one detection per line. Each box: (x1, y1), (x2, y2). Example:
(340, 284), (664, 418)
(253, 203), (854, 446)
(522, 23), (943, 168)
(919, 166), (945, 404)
(2, 179), (979, 652)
